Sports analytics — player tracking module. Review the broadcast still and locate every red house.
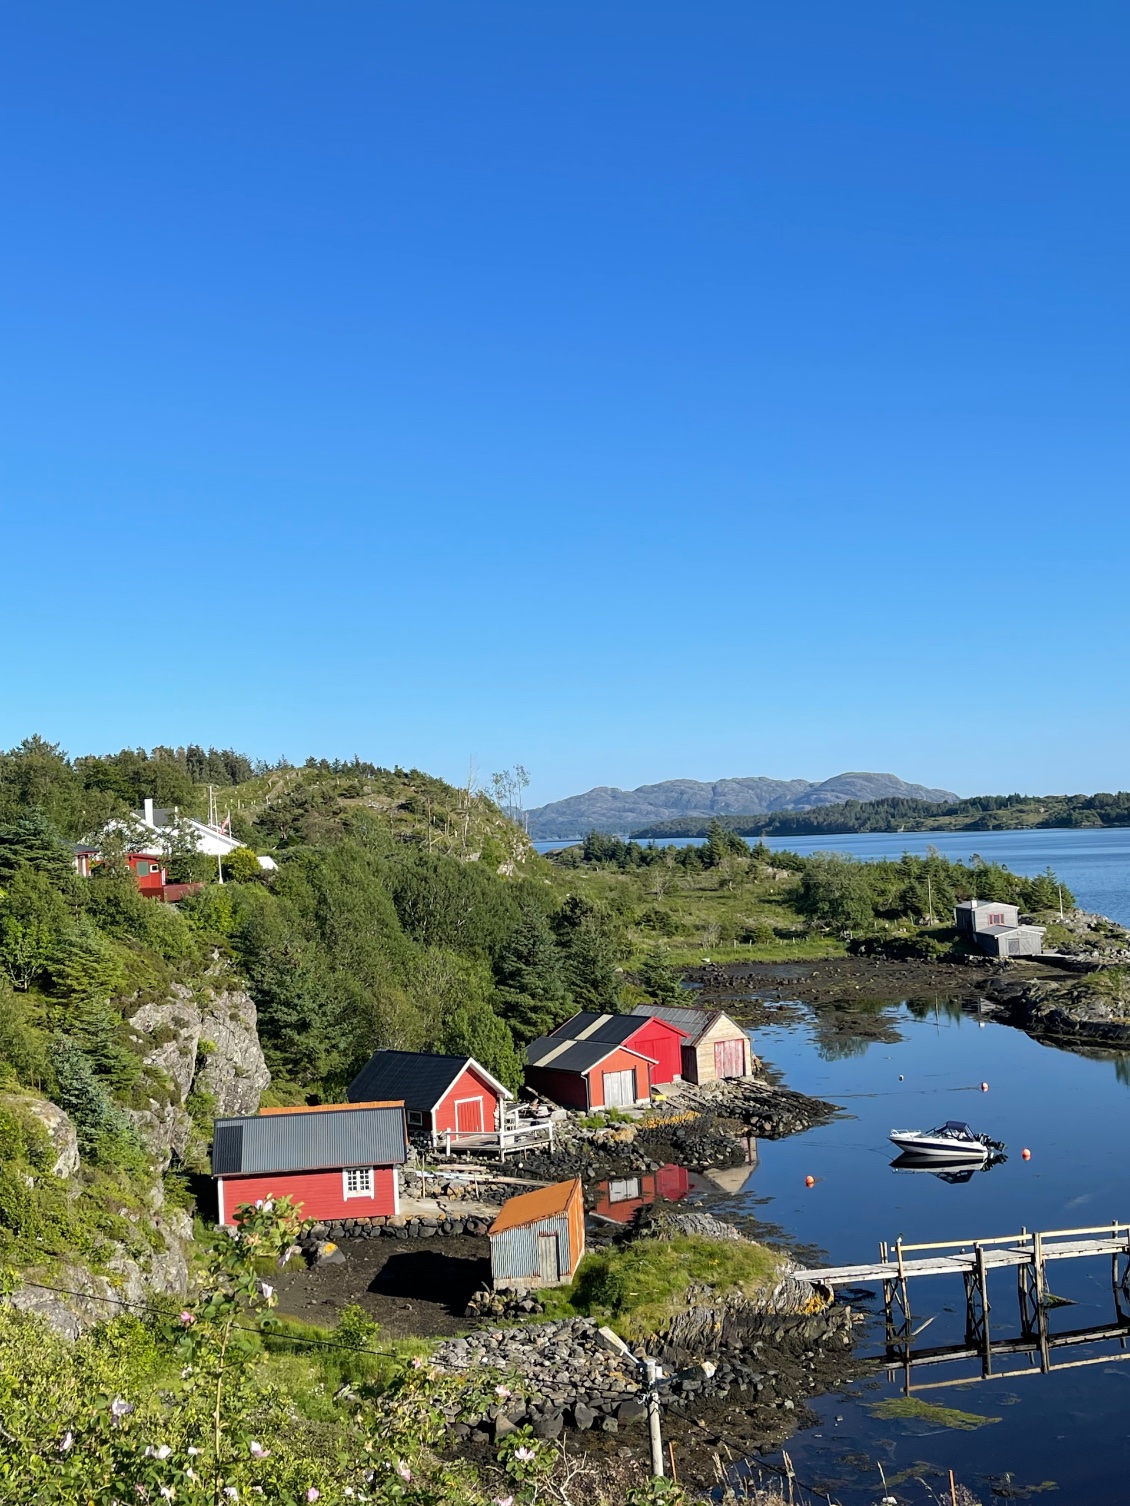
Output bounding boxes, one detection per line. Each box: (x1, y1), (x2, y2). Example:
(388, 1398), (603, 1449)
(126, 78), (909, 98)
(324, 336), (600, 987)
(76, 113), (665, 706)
(346, 1050), (513, 1145)
(544, 1011), (688, 1086)
(525, 1032), (656, 1110)
(211, 1101), (408, 1226)
(128, 851), (168, 894)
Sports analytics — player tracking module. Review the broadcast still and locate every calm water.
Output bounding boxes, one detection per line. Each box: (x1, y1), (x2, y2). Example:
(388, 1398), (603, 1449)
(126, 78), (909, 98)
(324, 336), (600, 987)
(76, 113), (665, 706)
(535, 826), (1130, 926)
(691, 1004), (1130, 1503)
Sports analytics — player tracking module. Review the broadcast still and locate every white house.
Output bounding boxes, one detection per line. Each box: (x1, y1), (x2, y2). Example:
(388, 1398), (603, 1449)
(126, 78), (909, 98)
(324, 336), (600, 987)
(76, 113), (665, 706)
(128, 799), (278, 871)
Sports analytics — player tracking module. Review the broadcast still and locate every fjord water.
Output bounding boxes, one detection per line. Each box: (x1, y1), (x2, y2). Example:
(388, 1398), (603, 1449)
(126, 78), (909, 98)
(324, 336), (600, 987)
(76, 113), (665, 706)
(705, 1004), (1130, 1502)
(534, 826), (1130, 926)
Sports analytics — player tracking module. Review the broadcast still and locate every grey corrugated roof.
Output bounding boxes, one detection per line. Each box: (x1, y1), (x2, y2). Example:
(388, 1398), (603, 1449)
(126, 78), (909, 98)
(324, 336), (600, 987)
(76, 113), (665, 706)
(526, 1035), (655, 1074)
(547, 1012), (647, 1047)
(211, 1106), (407, 1176)
(629, 1002), (730, 1046)
(347, 1050), (510, 1110)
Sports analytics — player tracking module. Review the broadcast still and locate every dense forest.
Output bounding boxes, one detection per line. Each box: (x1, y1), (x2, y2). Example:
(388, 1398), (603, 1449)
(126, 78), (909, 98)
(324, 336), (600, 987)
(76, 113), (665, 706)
(630, 789), (1130, 838)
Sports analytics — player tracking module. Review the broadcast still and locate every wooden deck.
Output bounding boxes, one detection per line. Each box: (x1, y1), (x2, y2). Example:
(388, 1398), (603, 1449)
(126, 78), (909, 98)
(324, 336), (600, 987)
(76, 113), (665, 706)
(813, 1221), (1130, 1288)
(809, 1220), (1130, 1394)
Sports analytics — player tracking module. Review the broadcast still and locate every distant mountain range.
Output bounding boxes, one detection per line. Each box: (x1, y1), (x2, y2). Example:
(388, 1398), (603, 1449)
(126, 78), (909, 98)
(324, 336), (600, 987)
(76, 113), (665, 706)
(526, 772), (959, 841)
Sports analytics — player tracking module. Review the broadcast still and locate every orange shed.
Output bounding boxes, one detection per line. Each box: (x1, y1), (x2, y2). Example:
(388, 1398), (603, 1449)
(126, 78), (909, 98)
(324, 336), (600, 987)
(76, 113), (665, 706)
(487, 1178), (585, 1291)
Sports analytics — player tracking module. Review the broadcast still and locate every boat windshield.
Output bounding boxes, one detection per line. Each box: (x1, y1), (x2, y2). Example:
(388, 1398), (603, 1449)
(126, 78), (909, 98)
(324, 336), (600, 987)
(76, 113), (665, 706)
(938, 1121), (975, 1138)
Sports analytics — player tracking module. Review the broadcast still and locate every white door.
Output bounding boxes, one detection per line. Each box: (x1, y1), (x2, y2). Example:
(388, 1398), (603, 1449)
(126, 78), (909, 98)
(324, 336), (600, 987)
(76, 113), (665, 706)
(602, 1068), (636, 1107)
(537, 1233), (560, 1285)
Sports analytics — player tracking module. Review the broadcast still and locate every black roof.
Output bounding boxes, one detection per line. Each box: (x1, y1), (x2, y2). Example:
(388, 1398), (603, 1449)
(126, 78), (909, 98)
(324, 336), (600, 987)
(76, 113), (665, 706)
(212, 1105), (407, 1176)
(547, 1012), (647, 1047)
(347, 1050), (508, 1111)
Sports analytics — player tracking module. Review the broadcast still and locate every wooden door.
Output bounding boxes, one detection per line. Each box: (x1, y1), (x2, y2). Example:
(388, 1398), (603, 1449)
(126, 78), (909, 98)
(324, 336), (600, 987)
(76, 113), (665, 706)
(455, 1098), (484, 1133)
(602, 1068), (635, 1107)
(714, 1037), (746, 1079)
(536, 1233), (560, 1285)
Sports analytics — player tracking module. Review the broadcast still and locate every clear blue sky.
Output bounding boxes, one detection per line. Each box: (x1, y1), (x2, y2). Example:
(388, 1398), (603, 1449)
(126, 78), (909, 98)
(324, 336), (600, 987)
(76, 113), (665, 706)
(3, 3), (1128, 805)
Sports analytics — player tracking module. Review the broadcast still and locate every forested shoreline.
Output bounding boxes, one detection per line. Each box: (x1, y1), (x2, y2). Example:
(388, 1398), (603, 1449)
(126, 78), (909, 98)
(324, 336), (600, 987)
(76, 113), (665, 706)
(629, 789), (1130, 838)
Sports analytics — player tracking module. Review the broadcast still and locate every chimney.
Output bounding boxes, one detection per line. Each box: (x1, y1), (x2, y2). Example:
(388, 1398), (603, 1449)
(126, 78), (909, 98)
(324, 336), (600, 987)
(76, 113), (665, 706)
(143, 798), (155, 827)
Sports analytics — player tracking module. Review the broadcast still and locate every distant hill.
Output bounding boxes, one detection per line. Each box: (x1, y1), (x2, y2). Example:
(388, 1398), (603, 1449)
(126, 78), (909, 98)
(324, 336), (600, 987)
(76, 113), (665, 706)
(526, 772), (959, 841)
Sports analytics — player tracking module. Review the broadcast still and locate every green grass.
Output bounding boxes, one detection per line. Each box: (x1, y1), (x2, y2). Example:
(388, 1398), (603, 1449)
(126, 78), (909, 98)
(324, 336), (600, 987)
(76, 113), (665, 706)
(867, 1396), (1000, 1430)
(558, 1235), (783, 1339)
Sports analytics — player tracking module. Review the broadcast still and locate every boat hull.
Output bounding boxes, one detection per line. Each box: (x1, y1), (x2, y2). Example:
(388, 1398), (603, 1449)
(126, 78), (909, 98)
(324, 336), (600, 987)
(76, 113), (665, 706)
(888, 1133), (988, 1161)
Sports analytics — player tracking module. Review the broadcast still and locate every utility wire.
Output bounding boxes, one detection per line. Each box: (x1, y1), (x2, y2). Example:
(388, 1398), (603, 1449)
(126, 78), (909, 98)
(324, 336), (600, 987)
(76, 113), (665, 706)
(10, 1279), (419, 1361)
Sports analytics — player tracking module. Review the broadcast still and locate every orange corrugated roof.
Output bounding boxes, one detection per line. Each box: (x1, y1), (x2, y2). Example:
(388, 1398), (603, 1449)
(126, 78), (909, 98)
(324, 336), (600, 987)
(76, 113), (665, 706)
(488, 1177), (582, 1235)
(258, 1101), (404, 1116)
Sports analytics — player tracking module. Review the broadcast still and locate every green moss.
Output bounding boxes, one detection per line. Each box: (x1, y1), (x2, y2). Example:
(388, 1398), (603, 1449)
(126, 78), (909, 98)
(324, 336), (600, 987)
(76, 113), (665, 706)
(867, 1396), (1000, 1430)
(566, 1234), (782, 1339)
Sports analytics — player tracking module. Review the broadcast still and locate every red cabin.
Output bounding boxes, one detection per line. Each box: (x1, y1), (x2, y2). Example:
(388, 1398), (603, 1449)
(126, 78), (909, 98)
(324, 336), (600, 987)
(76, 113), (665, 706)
(211, 1101), (408, 1226)
(346, 1050), (512, 1145)
(541, 1011), (688, 1086)
(525, 1034), (656, 1110)
(128, 852), (168, 894)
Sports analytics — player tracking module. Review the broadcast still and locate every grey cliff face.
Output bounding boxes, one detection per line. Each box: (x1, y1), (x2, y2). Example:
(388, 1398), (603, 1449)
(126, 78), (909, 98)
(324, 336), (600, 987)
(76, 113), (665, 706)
(125, 978), (271, 1165)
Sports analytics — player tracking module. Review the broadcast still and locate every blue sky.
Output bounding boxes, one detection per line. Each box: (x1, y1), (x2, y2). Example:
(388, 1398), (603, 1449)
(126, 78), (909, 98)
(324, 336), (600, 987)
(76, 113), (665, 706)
(2, 3), (1128, 805)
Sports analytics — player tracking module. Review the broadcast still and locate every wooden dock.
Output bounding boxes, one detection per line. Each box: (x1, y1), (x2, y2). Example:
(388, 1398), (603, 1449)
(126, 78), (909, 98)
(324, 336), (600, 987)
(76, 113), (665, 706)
(809, 1221), (1130, 1394)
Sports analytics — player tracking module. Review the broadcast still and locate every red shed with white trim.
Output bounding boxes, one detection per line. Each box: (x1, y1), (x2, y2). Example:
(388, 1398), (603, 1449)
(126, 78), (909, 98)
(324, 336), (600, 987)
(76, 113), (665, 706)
(211, 1101), (408, 1226)
(346, 1050), (513, 1145)
(525, 1035), (655, 1110)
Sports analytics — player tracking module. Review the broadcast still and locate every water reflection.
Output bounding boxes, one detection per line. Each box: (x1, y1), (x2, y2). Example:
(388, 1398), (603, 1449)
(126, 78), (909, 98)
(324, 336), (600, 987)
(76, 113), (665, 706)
(889, 1151), (1007, 1184)
(591, 1163), (689, 1223)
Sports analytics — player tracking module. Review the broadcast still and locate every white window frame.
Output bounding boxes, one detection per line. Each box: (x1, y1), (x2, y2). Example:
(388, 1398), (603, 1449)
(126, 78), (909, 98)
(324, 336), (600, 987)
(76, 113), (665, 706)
(406, 1110), (424, 1126)
(342, 1166), (375, 1200)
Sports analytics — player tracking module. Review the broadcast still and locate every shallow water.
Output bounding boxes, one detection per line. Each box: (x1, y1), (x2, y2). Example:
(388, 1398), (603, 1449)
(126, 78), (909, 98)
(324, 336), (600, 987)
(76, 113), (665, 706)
(691, 1003), (1130, 1503)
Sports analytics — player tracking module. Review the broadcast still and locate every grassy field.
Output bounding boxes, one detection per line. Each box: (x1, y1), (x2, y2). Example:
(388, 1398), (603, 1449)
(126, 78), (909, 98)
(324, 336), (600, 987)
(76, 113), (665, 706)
(544, 850), (848, 969)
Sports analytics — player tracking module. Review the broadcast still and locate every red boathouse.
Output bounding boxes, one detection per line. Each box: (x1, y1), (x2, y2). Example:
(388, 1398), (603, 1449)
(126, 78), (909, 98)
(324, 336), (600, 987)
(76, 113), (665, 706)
(211, 1101), (408, 1225)
(346, 1050), (513, 1144)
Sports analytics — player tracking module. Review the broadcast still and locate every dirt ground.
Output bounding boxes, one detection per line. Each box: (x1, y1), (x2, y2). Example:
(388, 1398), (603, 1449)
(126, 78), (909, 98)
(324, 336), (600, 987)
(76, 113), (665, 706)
(272, 1235), (491, 1338)
(689, 953), (1066, 1009)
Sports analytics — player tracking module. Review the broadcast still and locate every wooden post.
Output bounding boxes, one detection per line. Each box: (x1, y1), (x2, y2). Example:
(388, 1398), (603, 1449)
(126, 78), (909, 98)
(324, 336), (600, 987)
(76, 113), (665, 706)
(976, 1243), (991, 1376)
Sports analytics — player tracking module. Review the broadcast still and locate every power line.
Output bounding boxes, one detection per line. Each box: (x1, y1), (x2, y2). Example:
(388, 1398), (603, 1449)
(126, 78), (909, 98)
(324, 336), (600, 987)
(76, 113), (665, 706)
(10, 1280), (418, 1361)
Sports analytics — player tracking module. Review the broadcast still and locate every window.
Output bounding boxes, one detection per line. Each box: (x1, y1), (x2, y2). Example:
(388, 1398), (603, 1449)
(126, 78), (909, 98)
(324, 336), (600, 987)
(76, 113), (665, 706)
(136, 862), (149, 875)
(343, 1167), (374, 1199)
(989, 912), (1005, 926)
(406, 1110), (423, 1126)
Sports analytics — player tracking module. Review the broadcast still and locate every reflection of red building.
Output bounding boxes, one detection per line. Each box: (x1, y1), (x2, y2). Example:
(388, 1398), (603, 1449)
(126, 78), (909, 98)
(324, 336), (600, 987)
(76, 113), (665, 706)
(592, 1163), (690, 1223)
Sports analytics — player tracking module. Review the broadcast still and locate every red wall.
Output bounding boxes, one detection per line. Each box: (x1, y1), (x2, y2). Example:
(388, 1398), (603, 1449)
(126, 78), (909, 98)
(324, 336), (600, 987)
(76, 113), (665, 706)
(218, 1166), (398, 1224)
(433, 1064), (501, 1134)
(624, 1020), (683, 1085)
(524, 1066), (589, 1110)
(587, 1047), (652, 1109)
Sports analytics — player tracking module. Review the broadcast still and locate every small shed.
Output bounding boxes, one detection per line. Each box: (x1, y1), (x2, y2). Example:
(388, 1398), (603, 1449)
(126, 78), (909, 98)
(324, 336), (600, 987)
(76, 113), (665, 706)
(954, 899), (1045, 958)
(629, 1003), (754, 1084)
(546, 1010), (688, 1085)
(488, 1177), (585, 1291)
(347, 1050), (513, 1144)
(211, 1101), (408, 1225)
(525, 1036), (655, 1109)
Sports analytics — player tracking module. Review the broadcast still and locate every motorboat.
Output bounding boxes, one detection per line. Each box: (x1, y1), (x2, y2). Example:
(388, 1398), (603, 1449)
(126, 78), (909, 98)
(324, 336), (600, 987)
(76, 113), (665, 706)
(888, 1121), (1005, 1162)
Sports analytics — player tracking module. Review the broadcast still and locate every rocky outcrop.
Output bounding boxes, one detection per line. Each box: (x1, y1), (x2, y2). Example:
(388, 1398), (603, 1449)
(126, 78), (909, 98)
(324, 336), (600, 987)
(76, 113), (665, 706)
(125, 978), (270, 1166)
(3, 1094), (80, 1179)
(12, 1201), (193, 1341)
(986, 970), (1130, 1048)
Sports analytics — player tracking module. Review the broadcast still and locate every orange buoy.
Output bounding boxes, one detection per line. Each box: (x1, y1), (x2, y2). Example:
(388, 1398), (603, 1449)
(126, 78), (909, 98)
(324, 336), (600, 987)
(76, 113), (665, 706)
(805, 1175), (816, 1187)
(980, 1081), (989, 1092)
(1022, 1148), (1031, 1160)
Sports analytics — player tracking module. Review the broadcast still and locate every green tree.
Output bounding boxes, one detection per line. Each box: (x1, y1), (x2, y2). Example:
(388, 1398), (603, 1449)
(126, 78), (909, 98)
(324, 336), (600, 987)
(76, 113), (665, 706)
(440, 998), (524, 1092)
(494, 900), (567, 1042)
(795, 853), (874, 930)
(636, 946), (685, 1005)
(220, 846), (264, 884)
(0, 811), (77, 886)
(553, 894), (622, 1011)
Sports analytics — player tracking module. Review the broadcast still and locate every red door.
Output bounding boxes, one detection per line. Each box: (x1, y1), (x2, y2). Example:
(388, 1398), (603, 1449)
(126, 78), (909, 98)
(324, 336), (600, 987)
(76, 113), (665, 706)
(714, 1038), (746, 1079)
(455, 1098), (484, 1133)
